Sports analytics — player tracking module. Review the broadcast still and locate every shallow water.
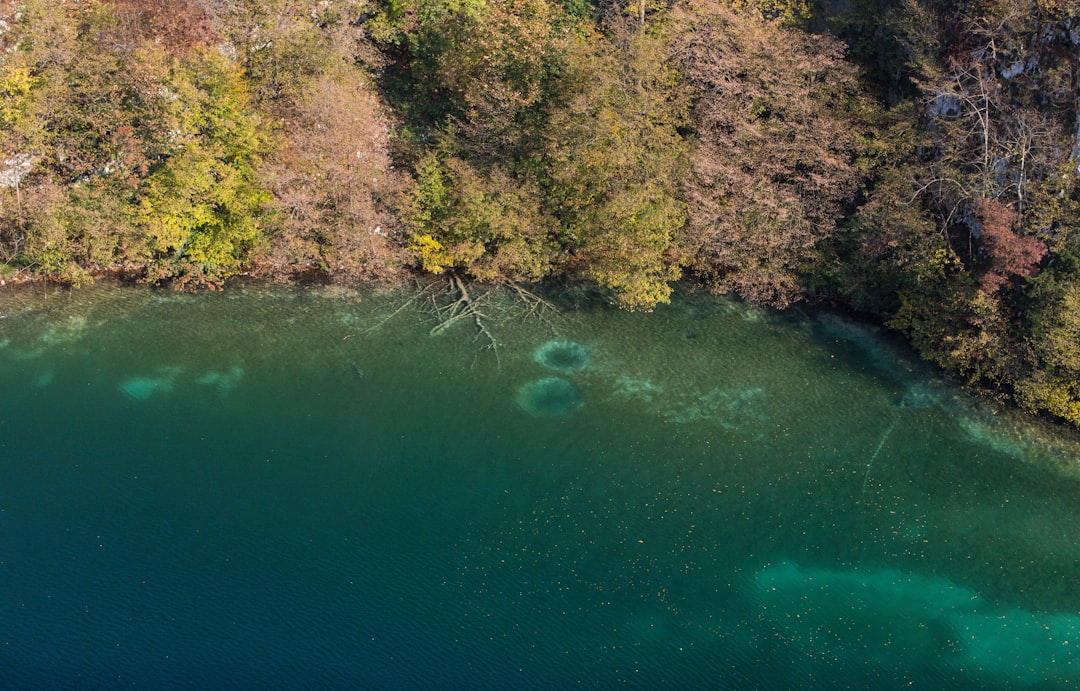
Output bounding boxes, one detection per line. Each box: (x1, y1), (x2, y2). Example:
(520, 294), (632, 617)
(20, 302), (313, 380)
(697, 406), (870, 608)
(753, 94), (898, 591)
(0, 281), (1077, 688)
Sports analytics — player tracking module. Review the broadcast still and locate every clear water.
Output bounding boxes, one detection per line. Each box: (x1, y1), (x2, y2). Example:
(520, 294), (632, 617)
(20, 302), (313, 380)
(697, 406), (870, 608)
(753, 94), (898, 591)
(0, 281), (1077, 688)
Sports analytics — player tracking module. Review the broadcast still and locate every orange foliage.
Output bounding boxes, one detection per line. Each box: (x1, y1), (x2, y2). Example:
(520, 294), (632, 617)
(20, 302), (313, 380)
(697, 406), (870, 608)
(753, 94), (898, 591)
(975, 198), (1047, 294)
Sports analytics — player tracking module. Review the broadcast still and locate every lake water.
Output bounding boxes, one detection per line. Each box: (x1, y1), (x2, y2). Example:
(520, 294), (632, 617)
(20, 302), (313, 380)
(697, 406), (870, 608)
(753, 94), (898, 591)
(1, 281), (1077, 688)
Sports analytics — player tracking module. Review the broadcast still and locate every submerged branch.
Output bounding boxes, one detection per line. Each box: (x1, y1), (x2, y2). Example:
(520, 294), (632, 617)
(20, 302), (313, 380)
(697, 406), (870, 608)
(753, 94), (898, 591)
(363, 279), (442, 335)
(368, 274), (562, 366)
(429, 273), (501, 365)
(507, 281), (560, 327)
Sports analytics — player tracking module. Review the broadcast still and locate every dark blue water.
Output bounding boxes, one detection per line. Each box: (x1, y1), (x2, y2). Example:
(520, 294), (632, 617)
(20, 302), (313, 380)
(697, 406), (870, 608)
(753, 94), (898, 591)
(1, 282), (1077, 688)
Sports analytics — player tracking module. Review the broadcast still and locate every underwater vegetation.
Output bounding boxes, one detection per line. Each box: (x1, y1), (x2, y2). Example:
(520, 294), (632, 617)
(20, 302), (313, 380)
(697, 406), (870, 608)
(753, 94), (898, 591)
(612, 375), (664, 404)
(516, 341), (590, 415)
(956, 409), (1080, 478)
(662, 385), (765, 426)
(605, 369), (767, 431)
(515, 377), (584, 416)
(119, 365), (245, 400)
(119, 366), (182, 400)
(960, 413), (1033, 461)
(895, 381), (950, 410)
(752, 561), (1080, 686)
(194, 366), (245, 394)
(5, 315), (97, 362)
(533, 340), (591, 372)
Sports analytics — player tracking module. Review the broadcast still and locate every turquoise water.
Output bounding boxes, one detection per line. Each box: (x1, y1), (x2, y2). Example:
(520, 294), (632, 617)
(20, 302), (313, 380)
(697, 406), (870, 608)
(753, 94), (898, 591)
(1, 281), (1078, 688)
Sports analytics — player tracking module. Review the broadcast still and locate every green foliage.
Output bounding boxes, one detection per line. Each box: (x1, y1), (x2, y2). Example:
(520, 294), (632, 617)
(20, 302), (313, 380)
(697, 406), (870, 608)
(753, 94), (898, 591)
(381, 0), (691, 306)
(725, 0), (819, 27)
(816, 110), (939, 314)
(545, 19), (689, 310)
(408, 140), (558, 281)
(1030, 278), (1080, 378)
(823, 0), (917, 103)
(218, 0), (338, 108)
(136, 50), (272, 284)
(578, 184), (684, 310)
(438, 0), (563, 156)
(371, 0), (571, 159)
(411, 148), (453, 236)
(1016, 246), (1080, 424)
(20, 199), (90, 286)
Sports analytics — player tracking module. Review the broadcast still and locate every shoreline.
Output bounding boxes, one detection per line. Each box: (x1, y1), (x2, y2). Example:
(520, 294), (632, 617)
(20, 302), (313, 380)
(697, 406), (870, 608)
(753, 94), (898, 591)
(4, 266), (1080, 446)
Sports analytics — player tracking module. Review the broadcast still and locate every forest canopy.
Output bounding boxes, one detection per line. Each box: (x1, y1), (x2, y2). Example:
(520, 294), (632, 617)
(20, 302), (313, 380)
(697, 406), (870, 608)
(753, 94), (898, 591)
(1, 0), (1078, 425)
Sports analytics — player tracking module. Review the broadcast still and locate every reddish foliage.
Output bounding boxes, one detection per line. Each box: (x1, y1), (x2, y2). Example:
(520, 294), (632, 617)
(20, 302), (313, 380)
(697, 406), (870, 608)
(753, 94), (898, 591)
(671, 2), (868, 307)
(975, 198), (1047, 293)
(108, 0), (214, 54)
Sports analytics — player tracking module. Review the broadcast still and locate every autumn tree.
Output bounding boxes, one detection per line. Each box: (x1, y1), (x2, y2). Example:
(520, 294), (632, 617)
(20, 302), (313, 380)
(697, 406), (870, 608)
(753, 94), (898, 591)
(850, 0), (1080, 423)
(544, 17), (690, 310)
(672, 0), (874, 307)
(211, 0), (356, 110)
(900, 0), (1078, 240)
(724, 0), (818, 27)
(0, 0), (275, 286)
(107, 0), (215, 54)
(1021, 248), (1080, 425)
(135, 49), (272, 287)
(0, 0), (172, 281)
(433, 0), (566, 160)
(407, 135), (559, 282)
(259, 63), (411, 282)
(368, 0), (572, 164)
(973, 197), (1047, 294)
(367, 0), (573, 288)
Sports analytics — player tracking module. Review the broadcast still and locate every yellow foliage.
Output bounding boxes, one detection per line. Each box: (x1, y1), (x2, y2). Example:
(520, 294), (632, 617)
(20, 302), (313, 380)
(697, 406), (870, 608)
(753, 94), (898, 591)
(725, 0), (816, 26)
(0, 66), (38, 127)
(410, 233), (454, 274)
(1, 67), (36, 97)
(590, 256), (680, 311)
(928, 247), (959, 277)
(1018, 378), (1080, 427)
(611, 277), (674, 311)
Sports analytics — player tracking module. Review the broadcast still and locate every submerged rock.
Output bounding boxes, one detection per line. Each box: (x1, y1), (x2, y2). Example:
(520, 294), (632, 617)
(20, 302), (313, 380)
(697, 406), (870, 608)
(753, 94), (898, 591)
(516, 377), (583, 415)
(533, 340), (590, 372)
